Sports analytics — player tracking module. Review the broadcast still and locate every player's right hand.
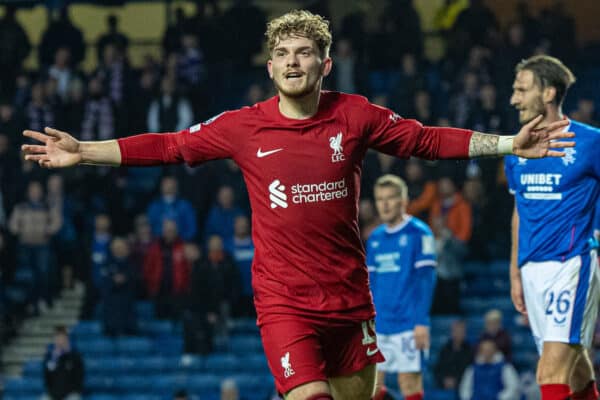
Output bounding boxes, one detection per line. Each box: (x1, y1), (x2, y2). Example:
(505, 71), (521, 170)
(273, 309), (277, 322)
(22, 127), (82, 169)
(510, 275), (527, 315)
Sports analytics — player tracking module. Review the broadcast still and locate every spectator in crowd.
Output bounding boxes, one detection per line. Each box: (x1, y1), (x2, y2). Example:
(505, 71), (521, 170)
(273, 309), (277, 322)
(47, 174), (79, 290)
(220, 0), (266, 69)
(430, 176), (472, 314)
(61, 78), (86, 135)
(448, 71), (480, 129)
(9, 181), (62, 314)
(147, 175), (197, 241)
(227, 215), (255, 317)
(459, 339), (520, 400)
(204, 185), (245, 243)
(80, 77), (115, 142)
(25, 81), (57, 134)
(162, 7), (187, 56)
(570, 98), (599, 127)
(47, 46), (77, 102)
(405, 159), (437, 221)
(325, 38), (368, 96)
(94, 42), (132, 118)
(453, 0), (498, 48)
(42, 326), (84, 400)
(101, 237), (136, 336)
(81, 213), (111, 319)
(143, 219), (190, 319)
(0, 98), (24, 142)
(409, 90), (438, 126)
(96, 14), (129, 62)
(38, 7), (85, 68)
(147, 75), (194, 132)
(0, 130), (23, 215)
(221, 378), (240, 400)
(389, 53), (426, 116)
(177, 32), (206, 88)
(185, 236), (241, 353)
(0, 5), (31, 96)
(182, 241), (213, 354)
(434, 319), (474, 390)
(479, 309), (512, 361)
(468, 83), (506, 134)
(129, 214), (153, 291)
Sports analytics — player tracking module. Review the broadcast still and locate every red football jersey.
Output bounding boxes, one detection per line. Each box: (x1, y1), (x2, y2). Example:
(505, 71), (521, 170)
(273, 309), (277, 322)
(119, 91), (471, 324)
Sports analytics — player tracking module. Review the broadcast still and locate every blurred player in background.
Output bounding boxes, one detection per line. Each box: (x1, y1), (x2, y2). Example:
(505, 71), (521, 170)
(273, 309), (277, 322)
(367, 174), (436, 400)
(506, 55), (600, 400)
(24, 10), (574, 400)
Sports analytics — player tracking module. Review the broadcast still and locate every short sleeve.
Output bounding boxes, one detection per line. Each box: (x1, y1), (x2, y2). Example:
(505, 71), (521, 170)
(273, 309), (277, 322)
(414, 230), (437, 269)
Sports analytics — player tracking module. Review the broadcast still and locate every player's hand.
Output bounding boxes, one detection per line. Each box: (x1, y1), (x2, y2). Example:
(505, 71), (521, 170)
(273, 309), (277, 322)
(510, 274), (527, 315)
(513, 115), (575, 159)
(22, 127), (82, 169)
(414, 325), (430, 350)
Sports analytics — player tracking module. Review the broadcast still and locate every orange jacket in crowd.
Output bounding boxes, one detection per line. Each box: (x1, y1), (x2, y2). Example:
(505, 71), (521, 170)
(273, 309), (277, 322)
(407, 181), (437, 218)
(429, 193), (473, 242)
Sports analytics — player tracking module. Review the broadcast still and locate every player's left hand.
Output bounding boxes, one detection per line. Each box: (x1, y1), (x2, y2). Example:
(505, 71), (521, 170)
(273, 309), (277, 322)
(414, 325), (429, 350)
(513, 115), (575, 158)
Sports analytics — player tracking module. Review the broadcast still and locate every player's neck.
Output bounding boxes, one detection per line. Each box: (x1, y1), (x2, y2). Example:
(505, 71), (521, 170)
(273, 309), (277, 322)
(537, 107), (565, 128)
(385, 214), (409, 230)
(278, 89), (321, 119)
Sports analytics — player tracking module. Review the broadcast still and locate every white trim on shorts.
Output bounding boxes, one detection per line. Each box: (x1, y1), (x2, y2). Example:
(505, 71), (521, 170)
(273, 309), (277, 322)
(521, 250), (600, 354)
(375, 330), (428, 373)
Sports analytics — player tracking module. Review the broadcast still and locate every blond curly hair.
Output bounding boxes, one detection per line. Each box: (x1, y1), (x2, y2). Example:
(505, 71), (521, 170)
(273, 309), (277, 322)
(265, 10), (332, 58)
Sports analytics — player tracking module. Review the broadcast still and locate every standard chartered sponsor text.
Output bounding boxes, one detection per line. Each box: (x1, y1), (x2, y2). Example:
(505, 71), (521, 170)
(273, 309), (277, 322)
(291, 178), (349, 204)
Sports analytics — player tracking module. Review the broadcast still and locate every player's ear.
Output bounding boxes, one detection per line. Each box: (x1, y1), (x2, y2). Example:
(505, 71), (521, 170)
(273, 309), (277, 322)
(543, 86), (557, 104)
(321, 57), (333, 77)
(267, 59), (274, 79)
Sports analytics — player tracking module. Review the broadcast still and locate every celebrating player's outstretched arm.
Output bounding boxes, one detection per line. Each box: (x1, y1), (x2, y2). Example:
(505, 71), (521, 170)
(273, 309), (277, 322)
(22, 127), (121, 168)
(468, 115), (574, 158)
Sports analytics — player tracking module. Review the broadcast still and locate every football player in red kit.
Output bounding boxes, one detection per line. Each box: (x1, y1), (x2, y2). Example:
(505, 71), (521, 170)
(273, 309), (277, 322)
(23, 10), (573, 400)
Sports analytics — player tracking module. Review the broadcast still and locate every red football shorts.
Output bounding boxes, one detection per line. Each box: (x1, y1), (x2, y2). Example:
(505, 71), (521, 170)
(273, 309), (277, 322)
(260, 316), (385, 394)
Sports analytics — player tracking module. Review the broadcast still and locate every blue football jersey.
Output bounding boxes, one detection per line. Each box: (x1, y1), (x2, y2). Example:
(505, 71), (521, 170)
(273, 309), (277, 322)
(366, 216), (437, 334)
(504, 120), (600, 266)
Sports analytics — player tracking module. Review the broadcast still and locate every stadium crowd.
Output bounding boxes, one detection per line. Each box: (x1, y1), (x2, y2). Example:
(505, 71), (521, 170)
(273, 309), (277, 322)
(1, 0), (600, 398)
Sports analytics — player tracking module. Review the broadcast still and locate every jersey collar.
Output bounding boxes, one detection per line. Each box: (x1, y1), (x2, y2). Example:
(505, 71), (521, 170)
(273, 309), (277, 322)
(385, 215), (412, 234)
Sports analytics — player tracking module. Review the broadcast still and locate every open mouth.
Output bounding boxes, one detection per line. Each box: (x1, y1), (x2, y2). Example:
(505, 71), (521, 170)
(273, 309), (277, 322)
(285, 71), (303, 80)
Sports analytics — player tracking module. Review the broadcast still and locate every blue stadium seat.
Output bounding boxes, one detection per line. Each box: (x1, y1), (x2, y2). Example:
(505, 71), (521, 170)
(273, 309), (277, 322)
(71, 320), (102, 337)
(114, 375), (153, 392)
(77, 337), (115, 355)
(3, 377), (44, 394)
(205, 353), (243, 372)
(179, 354), (205, 371)
(138, 319), (174, 335)
(135, 301), (155, 319)
(2, 396), (42, 400)
(229, 335), (264, 354)
(87, 394), (119, 400)
(116, 337), (153, 355)
(22, 359), (43, 378)
(239, 354), (270, 373)
(229, 318), (259, 335)
(431, 315), (461, 333)
(154, 335), (184, 355)
(85, 375), (116, 392)
(428, 389), (458, 400)
(13, 268), (35, 285)
(187, 374), (221, 393)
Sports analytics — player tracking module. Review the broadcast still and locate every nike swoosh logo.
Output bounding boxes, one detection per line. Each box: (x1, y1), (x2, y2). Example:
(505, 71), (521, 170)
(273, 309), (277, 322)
(257, 148), (283, 158)
(366, 347), (379, 357)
